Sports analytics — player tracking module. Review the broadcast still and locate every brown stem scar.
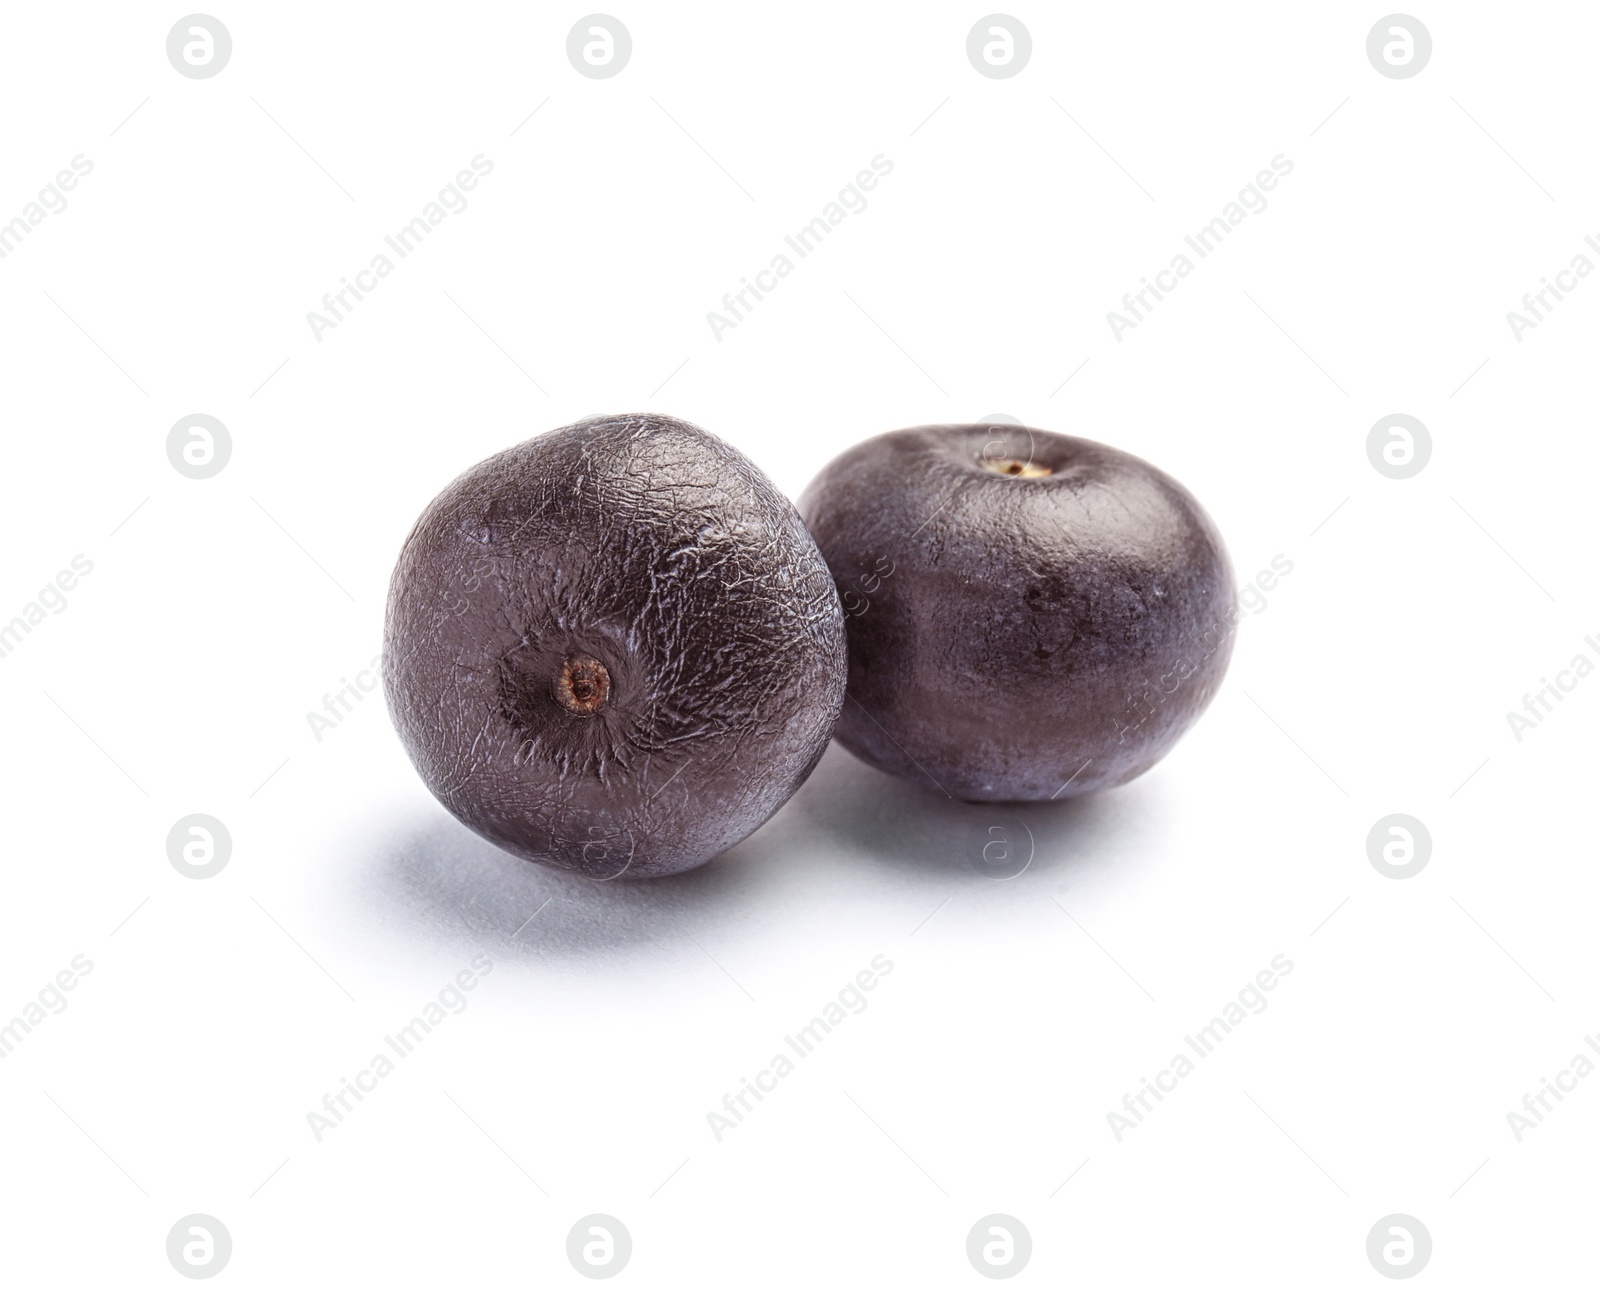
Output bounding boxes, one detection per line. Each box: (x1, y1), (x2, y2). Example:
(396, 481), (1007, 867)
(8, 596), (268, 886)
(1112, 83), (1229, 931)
(555, 654), (610, 715)
(981, 457), (1053, 478)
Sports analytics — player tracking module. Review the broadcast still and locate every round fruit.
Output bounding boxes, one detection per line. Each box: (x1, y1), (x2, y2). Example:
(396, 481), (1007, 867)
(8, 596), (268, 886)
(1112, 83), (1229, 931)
(799, 424), (1235, 801)
(384, 414), (846, 878)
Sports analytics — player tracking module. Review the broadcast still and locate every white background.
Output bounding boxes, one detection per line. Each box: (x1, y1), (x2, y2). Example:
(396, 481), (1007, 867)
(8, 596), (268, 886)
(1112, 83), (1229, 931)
(1, 1), (1594, 1288)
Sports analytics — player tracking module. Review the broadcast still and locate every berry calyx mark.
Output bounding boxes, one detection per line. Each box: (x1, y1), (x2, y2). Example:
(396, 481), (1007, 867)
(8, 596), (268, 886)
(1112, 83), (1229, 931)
(981, 457), (1052, 477)
(556, 654), (610, 715)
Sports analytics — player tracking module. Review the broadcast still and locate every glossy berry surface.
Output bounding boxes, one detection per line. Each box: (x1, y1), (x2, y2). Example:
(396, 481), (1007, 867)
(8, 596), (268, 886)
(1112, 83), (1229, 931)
(799, 424), (1236, 801)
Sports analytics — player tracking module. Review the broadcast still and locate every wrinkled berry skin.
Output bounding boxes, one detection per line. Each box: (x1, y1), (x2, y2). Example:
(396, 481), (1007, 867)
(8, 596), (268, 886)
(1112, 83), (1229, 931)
(799, 425), (1235, 801)
(384, 414), (846, 878)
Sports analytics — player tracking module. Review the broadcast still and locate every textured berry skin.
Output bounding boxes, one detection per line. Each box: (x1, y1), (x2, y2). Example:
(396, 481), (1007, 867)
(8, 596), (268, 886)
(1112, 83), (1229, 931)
(799, 425), (1236, 801)
(384, 414), (846, 877)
